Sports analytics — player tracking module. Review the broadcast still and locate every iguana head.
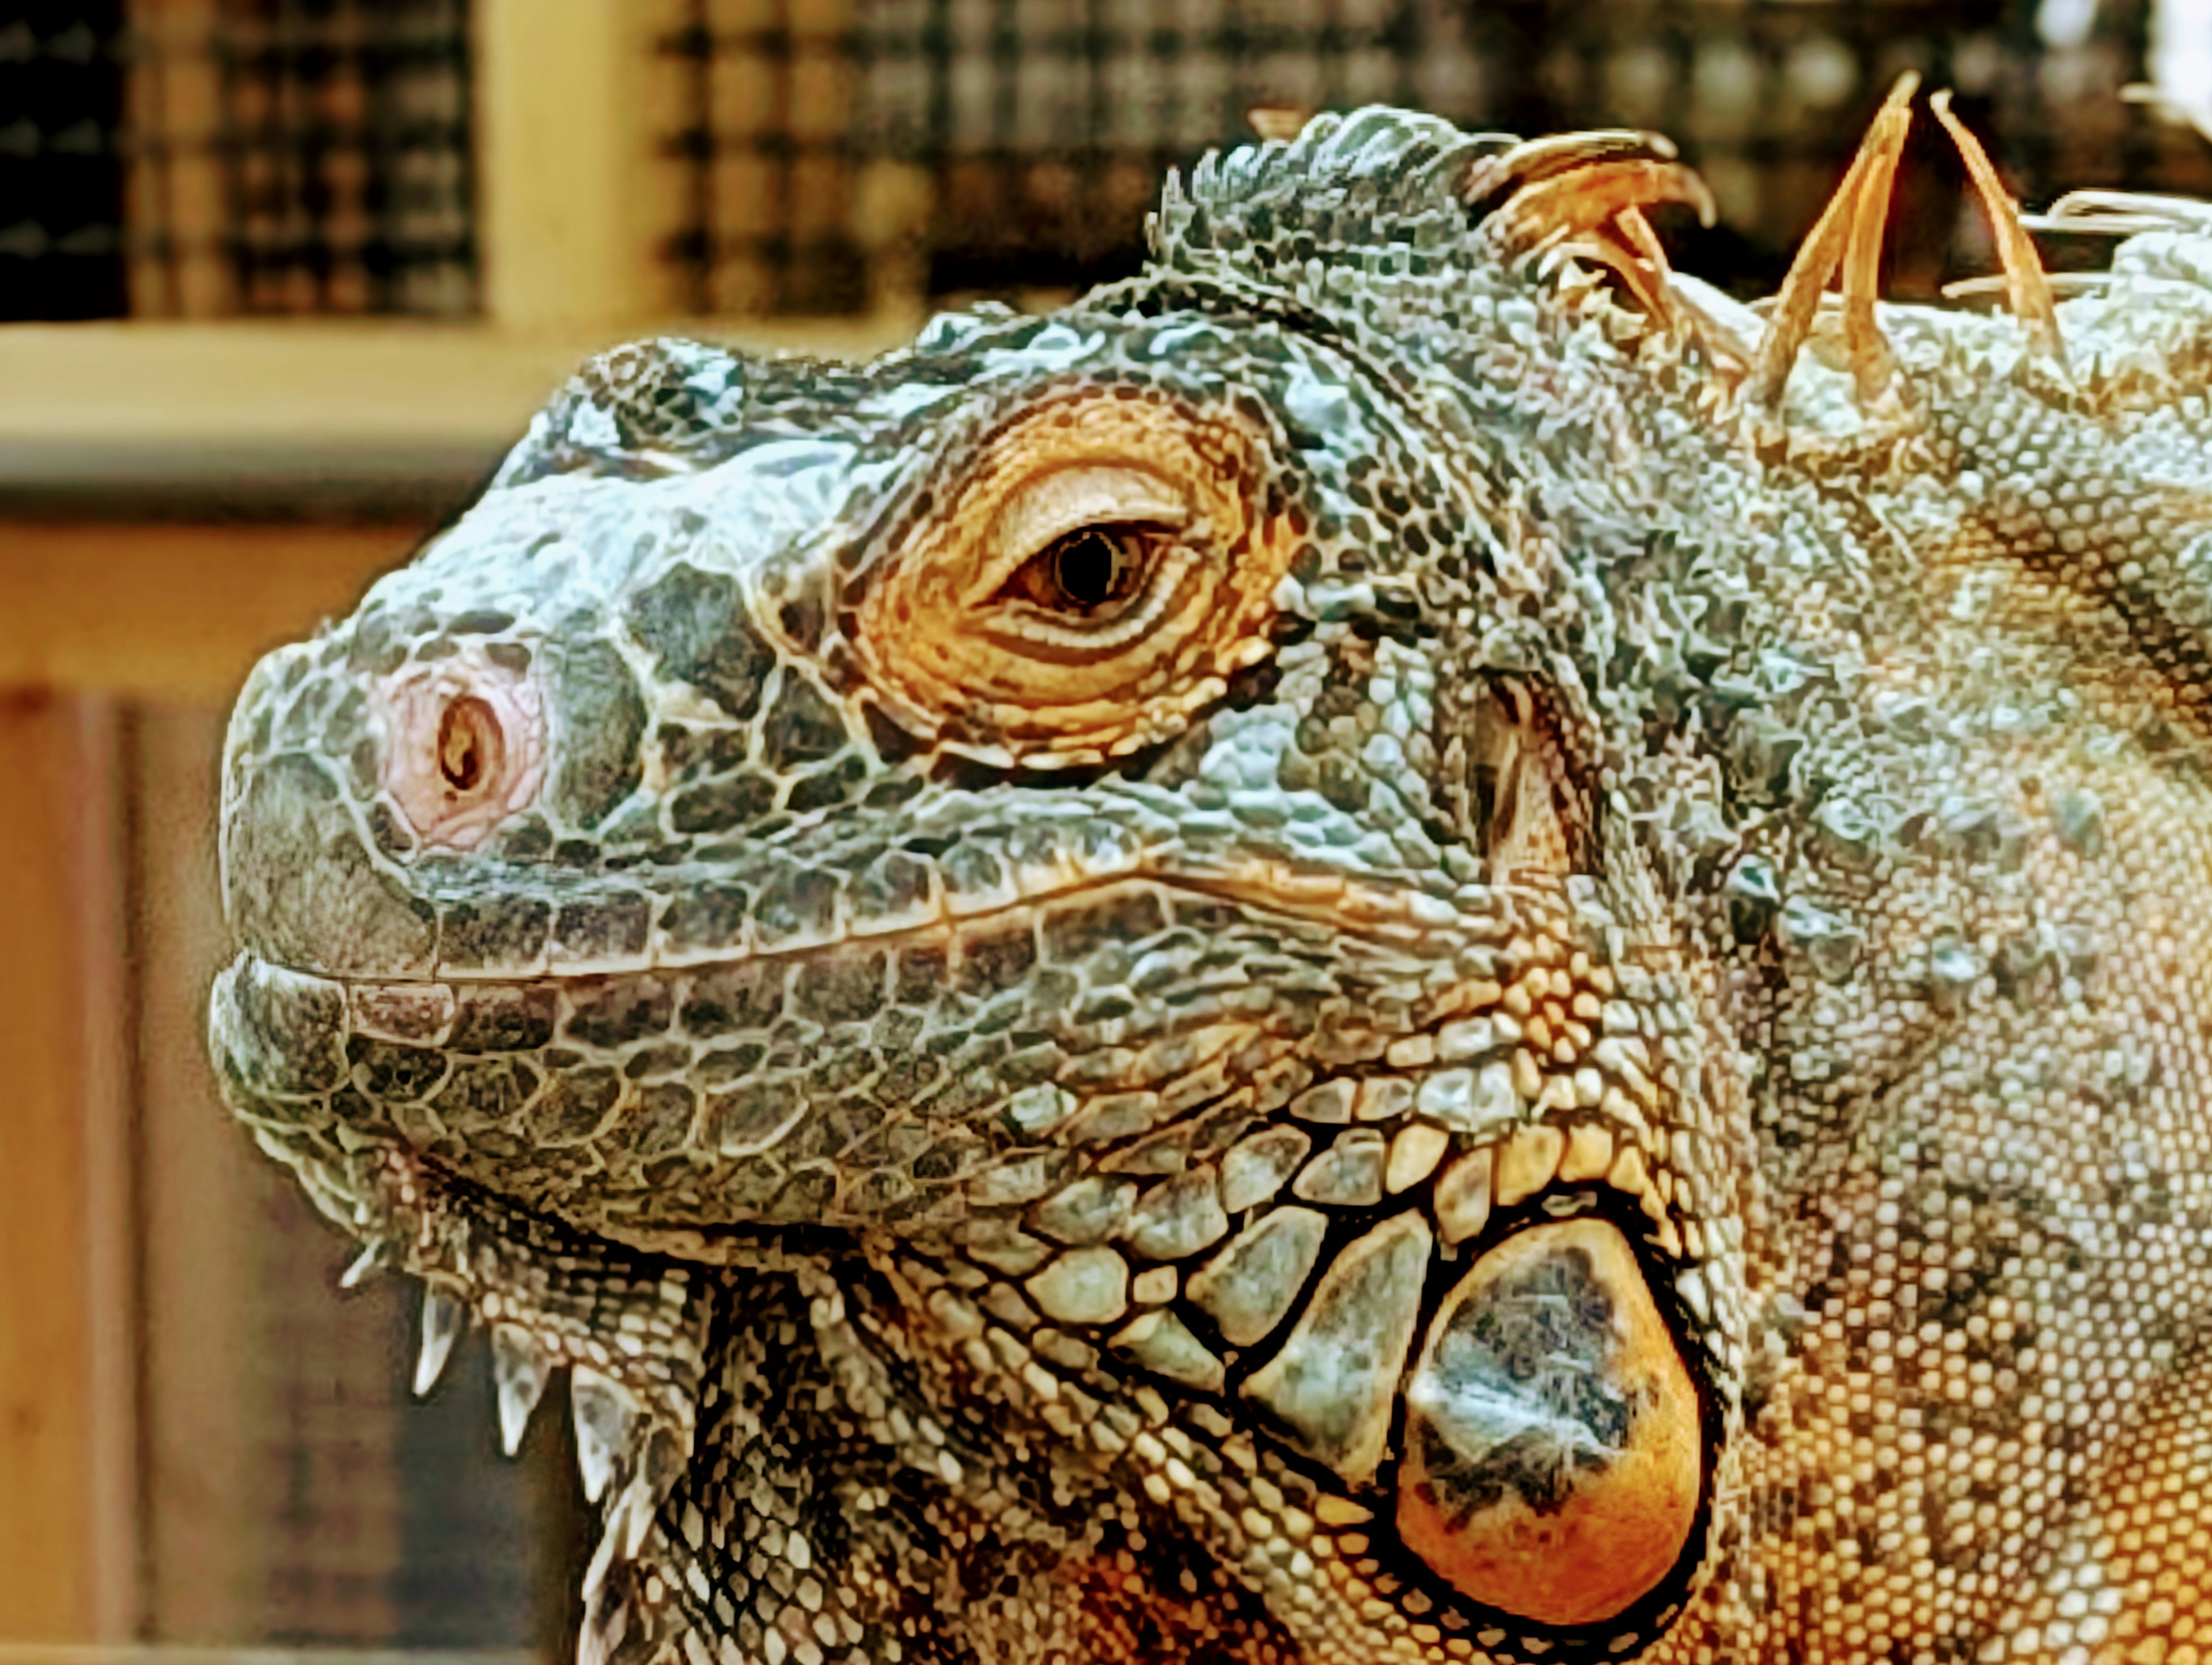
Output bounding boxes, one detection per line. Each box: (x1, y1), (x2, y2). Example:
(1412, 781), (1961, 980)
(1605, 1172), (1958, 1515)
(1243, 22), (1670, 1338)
(211, 98), (2212, 1664)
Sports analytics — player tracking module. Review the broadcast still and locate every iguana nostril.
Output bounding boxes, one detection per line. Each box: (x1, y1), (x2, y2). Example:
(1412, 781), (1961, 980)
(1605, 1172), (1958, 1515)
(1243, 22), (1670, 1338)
(1396, 1217), (1704, 1628)
(374, 646), (548, 851)
(438, 696), (500, 792)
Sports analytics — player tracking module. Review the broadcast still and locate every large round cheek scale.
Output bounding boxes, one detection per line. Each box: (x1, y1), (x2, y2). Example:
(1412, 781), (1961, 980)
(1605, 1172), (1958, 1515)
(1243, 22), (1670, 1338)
(1395, 1217), (1705, 1626)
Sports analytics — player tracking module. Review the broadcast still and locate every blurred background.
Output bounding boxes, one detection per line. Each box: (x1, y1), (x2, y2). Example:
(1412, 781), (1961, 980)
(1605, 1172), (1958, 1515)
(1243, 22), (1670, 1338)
(2, 0), (2208, 1658)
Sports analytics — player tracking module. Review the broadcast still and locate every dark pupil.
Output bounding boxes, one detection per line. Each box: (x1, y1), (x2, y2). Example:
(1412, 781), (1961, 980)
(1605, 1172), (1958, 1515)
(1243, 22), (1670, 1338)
(1051, 529), (1124, 607)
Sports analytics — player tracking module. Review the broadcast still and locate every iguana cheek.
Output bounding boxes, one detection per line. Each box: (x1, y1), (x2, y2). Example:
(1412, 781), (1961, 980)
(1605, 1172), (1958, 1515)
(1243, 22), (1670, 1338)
(1395, 1217), (1705, 1627)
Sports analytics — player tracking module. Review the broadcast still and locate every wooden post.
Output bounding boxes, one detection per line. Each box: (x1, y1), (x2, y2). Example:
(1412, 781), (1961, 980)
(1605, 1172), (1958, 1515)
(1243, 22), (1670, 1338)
(0, 695), (135, 1641)
(133, 705), (260, 1641)
(474, 0), (690, 331)
(77, 704), (138, 1644)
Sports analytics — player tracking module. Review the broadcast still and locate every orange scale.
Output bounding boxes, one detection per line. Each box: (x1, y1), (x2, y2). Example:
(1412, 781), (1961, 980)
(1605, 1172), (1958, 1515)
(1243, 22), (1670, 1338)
(1394, 1218), (1705, 1628)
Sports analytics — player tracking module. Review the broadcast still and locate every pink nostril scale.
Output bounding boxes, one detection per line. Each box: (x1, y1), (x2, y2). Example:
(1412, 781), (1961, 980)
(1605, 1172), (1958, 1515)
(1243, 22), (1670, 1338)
(373, 647), (548, 851)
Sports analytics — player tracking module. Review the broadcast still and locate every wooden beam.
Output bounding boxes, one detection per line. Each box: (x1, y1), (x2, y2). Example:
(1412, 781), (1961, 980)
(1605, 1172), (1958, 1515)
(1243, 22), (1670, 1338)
(0, 323), (638, 483)
(0, 524), (426, 703)
(132, 706), (260, 1642)
(0, 697), (132, 1640)
(0, 319), (915, 511)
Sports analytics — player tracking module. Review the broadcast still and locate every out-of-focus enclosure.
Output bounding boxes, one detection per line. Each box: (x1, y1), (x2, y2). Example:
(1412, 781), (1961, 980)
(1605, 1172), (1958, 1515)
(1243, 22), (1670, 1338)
(2, 0), (2208, 1655)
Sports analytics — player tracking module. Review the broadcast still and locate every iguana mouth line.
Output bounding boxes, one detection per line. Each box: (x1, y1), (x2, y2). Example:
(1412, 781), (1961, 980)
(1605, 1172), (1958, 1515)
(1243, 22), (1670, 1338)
(361, 1136), (854, 1267)
(569, 1151), (1672, 1269)
(249, 866), (1574, 997)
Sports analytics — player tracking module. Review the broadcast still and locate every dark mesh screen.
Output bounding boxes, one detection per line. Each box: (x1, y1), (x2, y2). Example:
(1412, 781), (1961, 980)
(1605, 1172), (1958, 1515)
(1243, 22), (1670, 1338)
(658, 0), (2212, 312)
(1, 0), (475, 319)
(657, 0), (874, 318)
(6, 2), (2212, 316)
(133, 0), (478, 316)
(0, 2), (131, 320)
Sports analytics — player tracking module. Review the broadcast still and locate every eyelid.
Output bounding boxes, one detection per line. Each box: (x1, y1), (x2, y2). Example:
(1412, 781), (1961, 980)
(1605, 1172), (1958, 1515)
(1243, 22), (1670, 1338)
(981, 464), (1189, 594)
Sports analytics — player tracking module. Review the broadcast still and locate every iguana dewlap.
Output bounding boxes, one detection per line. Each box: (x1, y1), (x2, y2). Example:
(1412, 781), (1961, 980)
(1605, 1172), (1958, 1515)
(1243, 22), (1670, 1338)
(210, 92), (2212, 1663)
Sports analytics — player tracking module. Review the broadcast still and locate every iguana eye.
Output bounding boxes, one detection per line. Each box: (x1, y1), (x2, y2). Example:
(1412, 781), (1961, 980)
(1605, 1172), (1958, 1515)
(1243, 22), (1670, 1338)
(982, 458), (1188, 623)
(999, 524), (1162, 614)
(853, 389), (1299, 764)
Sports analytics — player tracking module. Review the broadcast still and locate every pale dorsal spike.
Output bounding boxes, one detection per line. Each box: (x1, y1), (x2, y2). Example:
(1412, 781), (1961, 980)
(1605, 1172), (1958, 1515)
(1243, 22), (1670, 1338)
(1482, 158), (1718, 260)
(1464, 129), (1681, 211)
(491, 1323), (552, 1457)
(1550, 209), (1693, 342)
(1616, 200), (1759, 369)
(1930, 89), (2067, 368)
(2030, 187), (2212, 233)
(2021, 209), (2193, 237)
(413, 1285), (465, 1398)
(2121, 79), (2212, 144)
(1944, 270), (2113, 299)
(1603, 206), (1683, 327)
(1751, 73), (1919, 410)
(1840, 82), (1915, 403)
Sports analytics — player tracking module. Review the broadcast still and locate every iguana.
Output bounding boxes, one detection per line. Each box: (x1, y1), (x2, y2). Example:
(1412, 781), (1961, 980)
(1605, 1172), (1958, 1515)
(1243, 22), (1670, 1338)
(210, 84), (2212, 1664)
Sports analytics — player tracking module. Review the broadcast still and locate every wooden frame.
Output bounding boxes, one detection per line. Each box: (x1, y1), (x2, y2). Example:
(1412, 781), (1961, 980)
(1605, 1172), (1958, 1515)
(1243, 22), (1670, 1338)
(0, 700), (127, 1643)
(0, 0), (919, 1639)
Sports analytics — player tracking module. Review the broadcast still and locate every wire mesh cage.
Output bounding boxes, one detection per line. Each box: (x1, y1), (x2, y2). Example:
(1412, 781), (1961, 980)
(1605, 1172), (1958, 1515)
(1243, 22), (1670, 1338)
(0, 0), (475, 321)
(652, 0), (2212, 314)
(128, 0), (478, 317)
(6, 0), (2212, 320)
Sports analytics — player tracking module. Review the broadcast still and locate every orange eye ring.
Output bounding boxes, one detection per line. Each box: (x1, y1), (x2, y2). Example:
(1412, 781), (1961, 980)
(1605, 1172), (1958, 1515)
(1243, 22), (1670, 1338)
(853, 389), (1298, 764)
(1394, 1218), (1705, 1628)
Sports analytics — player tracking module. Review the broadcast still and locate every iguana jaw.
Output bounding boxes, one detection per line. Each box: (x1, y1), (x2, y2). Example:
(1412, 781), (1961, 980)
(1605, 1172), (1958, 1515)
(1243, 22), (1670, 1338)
(214, 770), (1734, 1475)
(213, 679), (1739, 1643)
(219, 917), (1726, 1650)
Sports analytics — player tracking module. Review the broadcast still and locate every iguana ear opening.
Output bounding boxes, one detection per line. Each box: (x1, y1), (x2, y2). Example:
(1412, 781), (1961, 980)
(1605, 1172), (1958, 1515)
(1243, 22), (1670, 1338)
(1440, 680), (1581, 879)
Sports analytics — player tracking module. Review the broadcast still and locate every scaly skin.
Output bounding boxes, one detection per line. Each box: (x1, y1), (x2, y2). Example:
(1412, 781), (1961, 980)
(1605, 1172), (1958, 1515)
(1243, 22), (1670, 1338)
(212, 105), (2212, 1663)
